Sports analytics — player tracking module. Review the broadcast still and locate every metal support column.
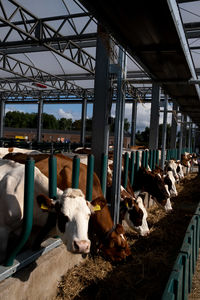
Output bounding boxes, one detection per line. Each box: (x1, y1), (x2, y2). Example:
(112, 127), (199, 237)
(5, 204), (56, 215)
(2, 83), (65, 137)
(182, 114), (187, 149)
(149, 83), (160, 150)
(91, 25), (112, 177)
(0, 99), (5, 138)
(80, 95), (87, 146)
(111, 47), (127, 225)
(161, 95), (168, 170)
(130, 100), (137, 146)
(188, 118), (192, 152)
(37, 97), (43, 143)
(178, 114), (183, 160)
(170, 102), (178, 149)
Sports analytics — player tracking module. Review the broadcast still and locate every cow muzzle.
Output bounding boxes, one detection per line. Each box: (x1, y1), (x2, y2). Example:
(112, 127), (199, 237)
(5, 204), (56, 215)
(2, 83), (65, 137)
(73, 239), (91, 254)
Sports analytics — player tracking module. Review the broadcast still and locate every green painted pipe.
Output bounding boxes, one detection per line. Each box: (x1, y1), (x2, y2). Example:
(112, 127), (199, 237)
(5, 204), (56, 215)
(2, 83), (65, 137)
(136, 151), (140, 172)
(123, 152), (129, 189)
(145, 150), (149, 169)
(72, 155), (80, 188)
(48, 155), (57, 199)
(149, 150), (153, 170)
(5, 157), (35, 266)
(156, 149), (159, 166)
(141, 150), (145, 168)
(130, 151), (135, 186)
(100, 153), (108, 197)
(86, 154), (94, 201)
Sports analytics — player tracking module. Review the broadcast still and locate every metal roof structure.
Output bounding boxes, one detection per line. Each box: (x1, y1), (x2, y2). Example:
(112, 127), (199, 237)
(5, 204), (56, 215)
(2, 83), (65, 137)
(79, 0), (200, 125)
(0, 0), (199, 125)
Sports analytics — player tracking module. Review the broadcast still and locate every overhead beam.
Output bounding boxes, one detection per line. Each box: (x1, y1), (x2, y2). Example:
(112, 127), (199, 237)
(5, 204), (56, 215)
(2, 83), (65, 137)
(0, 0), (96, 74)
(0, 53), (91, 97)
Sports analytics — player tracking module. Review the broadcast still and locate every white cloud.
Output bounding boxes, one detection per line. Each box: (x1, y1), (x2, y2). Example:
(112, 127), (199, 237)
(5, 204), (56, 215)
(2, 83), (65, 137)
(57, 108), (75, 120)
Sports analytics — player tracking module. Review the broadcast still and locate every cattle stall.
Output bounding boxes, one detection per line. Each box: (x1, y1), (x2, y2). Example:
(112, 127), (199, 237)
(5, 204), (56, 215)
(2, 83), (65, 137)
(0, 146), (199, 300)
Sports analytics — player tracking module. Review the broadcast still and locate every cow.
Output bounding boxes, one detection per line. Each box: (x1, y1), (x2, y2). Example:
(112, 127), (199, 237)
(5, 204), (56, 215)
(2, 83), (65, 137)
(107, 159), (150, 236)
(133, 167), (171, 211)
(3, 152), (131, 262)
(0, 159), (93, 263)
(153, 165), (178, 198)
(0, 147), (41, 158)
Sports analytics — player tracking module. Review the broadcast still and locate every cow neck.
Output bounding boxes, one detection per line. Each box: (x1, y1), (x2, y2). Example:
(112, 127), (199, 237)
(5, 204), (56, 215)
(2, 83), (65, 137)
(104, 224), (117, 242)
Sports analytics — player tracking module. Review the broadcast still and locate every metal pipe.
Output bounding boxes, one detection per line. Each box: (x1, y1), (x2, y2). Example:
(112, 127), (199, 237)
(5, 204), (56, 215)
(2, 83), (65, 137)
(72, 155), (80, 188)
(130, 151), (135, 186)
(161, 95), (168, 170)
(48, 155), (57, 199)
(123, 152), (129, 189)
(100, 153), (108, 198)
(5, 157), (35, 266)
(86, 154), (94, 201)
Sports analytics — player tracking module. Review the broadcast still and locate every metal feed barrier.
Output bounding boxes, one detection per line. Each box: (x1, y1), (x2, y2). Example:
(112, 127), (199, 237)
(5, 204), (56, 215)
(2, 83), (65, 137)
(162, 204), (200, 300)
(0, 153), (97, 282)
(0, 147), (197, 283)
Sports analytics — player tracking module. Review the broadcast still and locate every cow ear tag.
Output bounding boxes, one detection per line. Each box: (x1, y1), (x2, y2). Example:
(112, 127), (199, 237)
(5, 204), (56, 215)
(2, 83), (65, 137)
(93, 204), (101, 211)
(41, 203), (49, 211)
(126, 202), (129, 208)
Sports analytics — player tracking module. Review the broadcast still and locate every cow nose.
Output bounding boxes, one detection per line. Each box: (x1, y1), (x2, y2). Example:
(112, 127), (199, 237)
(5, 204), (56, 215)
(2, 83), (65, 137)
(73, 240), (91, 253)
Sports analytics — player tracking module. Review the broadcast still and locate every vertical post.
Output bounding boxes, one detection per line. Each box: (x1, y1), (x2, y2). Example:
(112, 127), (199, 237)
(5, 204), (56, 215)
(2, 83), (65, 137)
(182, 114), (187, 149)
(86, 154), (94, 201)
(0, 98), (5, 138)
(5, 157), (35, 266)
(178, 114), (183, 160)
(161, 95), (168, 170)
(48, 155), (57, 199)
(111, 47), (126, 225)
(188, 118), (192, 152)
(72, 155), (80, 188)
(149, 150), (153, 170)
(37, 97), (43, 143)
(145, 150), (149, 169)
(170, 102), (178, 149)
(100, 153), (108, 197)
(135, 151), (140, 172)
(149, 83), (160, 150)
(91, 24), (112, 178)
(130, 151), (135, 186)
(130, 100), (137, 146)
(80, 94), (87, 146)
(123, 152), (129, 189)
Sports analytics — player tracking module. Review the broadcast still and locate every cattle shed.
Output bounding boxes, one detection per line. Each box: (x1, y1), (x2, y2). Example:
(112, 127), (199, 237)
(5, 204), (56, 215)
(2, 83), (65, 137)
(0, 0), (200, 299)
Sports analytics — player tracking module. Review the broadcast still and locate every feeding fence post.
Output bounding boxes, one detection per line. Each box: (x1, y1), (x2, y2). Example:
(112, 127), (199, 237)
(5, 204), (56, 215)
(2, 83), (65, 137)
(100, 153), (108, 197)
(130, 151), (135, 186)
(86, 154), (94, 201)
(72, 155), (80, 188)
(123, 152), (129, 189)
(5, 157), (35, 266)
(48, 154), (57, 199)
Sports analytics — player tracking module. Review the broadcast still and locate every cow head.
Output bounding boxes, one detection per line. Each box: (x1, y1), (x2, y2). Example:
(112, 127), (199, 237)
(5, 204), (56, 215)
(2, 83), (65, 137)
(134, 168), (169, 210)
(37, 188), (92, 254)
(120, 188), (149, 236)
(90, 197), (131, 261)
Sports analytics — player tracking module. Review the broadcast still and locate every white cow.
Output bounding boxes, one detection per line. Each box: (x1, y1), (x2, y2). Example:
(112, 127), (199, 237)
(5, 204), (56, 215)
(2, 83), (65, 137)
(0, 147), (41, 159)
(0, 160), (92, 263)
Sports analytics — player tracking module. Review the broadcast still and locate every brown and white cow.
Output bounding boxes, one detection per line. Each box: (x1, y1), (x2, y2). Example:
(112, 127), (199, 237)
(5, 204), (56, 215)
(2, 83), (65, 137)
(3, 153), (131, 262)
(0, 159), (93, 263)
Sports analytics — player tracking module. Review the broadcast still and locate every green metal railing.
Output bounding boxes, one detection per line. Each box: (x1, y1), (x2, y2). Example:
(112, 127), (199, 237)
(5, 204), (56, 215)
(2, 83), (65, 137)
(162, 203), (200, 300)
(5, 158), (35, 266)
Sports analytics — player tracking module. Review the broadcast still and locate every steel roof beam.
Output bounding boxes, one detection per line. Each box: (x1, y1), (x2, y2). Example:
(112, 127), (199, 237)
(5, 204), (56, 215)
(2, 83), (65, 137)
(0, 0), (96, 74)
(0, 52), (92, 97)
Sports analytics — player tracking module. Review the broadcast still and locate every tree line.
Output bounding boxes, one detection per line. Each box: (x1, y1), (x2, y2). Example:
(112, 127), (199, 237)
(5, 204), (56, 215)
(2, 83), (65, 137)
(5, 110), (174, 147)
(4, 111), (131, 133)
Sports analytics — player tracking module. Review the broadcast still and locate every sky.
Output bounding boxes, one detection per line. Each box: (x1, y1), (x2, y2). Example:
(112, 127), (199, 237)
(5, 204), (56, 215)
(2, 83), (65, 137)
(2, 0), (198, 132)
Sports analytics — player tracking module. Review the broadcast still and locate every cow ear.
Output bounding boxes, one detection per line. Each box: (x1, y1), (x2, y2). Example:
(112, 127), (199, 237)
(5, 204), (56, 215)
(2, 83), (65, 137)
(86, 201), (95, 214)
(37, 194), (55, 212)
(124, 198), (132, 209)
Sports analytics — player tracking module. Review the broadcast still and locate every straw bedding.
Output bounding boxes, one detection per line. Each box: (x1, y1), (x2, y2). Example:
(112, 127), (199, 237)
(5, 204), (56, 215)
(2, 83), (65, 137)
(54, 173), (200, 300)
